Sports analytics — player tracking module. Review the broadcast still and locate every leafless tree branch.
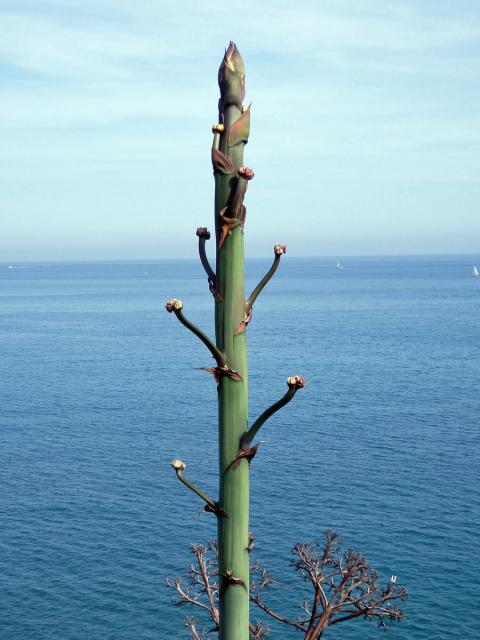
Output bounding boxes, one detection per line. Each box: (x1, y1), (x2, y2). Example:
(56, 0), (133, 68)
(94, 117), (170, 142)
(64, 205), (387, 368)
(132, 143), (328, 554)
(168, 531), (407, 639)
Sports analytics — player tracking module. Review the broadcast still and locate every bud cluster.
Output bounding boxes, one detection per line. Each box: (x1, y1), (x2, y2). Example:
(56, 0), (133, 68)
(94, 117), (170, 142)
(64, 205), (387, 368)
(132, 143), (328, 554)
(196, 227), (211, 239)
(171, 459), (186, 471)
(238, 166), (254, 180)
(165, 299), (183, 313)
(274, 243), (287, 255)
(287, 375), (306, 389)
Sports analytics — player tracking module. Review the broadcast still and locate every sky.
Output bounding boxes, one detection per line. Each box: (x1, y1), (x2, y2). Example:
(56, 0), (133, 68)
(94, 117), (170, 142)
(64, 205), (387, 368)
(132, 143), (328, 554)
(1, 0), (479, 261)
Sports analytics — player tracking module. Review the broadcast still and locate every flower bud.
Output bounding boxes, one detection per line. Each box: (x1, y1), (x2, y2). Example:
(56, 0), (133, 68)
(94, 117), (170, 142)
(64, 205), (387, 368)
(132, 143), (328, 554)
(218, 42), (245, 110)
(212, 123), (225, 134)
(196, 227), (211, 239)
(165, 299), (183, 313)
(274, 243), (287, 255)
(287, 375), (306, 389)
(238, 166), (254, 180)
(171, 459), (186, 471)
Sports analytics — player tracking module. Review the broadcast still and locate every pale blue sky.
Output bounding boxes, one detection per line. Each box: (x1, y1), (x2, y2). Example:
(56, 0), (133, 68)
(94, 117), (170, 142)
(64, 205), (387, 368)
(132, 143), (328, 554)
(1, 1), (479, 260)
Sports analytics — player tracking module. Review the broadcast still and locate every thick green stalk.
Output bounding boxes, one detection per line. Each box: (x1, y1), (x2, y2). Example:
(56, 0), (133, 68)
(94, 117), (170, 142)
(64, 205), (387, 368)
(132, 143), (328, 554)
(166, 43), (305, 638)
(214, 43), (250, 640)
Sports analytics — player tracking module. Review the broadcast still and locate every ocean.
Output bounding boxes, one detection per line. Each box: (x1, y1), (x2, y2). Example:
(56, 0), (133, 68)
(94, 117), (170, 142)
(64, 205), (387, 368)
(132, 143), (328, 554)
(1, 256), (479, 639)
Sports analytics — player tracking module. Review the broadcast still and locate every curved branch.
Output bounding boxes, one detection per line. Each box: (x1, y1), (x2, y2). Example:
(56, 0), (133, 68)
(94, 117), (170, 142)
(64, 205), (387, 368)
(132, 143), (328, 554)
(246, 244), (286, 314)
(250, 595), (308, 632)
(196, 228), (216, 283)
(241, 376), (306, 449)
(329, 608), (369, 626)
(165, 299), (226, 367)
(218, 168), (253, 248)
(170, 460), (218, 512)
(174, 581), (213, 615)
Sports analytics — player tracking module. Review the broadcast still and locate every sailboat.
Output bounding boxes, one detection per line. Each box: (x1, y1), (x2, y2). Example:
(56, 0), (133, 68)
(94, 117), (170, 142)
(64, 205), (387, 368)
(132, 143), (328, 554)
(473, 265), (479, 278)
(336, 260), (344, 270)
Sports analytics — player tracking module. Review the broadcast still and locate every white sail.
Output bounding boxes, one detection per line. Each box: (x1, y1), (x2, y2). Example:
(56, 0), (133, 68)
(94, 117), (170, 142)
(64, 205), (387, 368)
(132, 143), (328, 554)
(336, 260), (344, 270)
(473, 265), (479, 277)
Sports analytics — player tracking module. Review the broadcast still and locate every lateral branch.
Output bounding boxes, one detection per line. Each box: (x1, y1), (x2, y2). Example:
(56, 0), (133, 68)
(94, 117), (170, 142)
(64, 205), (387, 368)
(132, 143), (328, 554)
(165, 299), (226, 367)
(246, 244), (287, 314)
(170, 459), (219, 513)
(196, 227), (217, 283)
(241, 376), (306, 449)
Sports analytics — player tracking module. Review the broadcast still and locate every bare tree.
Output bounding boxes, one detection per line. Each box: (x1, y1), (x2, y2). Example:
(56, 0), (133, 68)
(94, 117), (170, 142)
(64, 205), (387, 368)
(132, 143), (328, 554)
(166, 542), (220, 635)
(167, 531), (407, 639)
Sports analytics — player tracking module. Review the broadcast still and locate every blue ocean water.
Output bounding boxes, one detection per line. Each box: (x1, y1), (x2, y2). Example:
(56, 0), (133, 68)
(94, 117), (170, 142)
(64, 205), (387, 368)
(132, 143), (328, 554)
(1, 256), (479, 639)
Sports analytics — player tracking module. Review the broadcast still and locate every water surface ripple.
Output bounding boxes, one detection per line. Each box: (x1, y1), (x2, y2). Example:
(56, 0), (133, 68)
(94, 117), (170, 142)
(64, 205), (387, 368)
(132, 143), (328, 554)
(1, 257), (479, 639)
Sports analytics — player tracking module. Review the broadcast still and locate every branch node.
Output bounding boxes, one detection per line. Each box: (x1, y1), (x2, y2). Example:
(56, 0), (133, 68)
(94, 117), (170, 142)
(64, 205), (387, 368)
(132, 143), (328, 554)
(203, 503), (228, 519)
(198, 365), (242, 385)
(220, 570), (247, 598)
(225, 442), (262, 471)
(234, 308), (252, 334)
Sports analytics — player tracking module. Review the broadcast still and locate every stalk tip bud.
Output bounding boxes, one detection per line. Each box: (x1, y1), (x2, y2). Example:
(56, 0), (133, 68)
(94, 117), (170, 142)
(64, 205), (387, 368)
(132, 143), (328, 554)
(224, 42), (244, 74)
(196, 227), (211, 239)
(274, 243), (287, 255)
(287, 375), (306, 389)
(171, 459), (186, 471)
(165, 299), (183, 313)
(238, 166), (254, 180)
(218, 42), (245, 110)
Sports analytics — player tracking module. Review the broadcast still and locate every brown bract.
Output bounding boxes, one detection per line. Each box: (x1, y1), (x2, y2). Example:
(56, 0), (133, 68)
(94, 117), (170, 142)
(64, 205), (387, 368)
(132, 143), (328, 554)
(211, 148), (235, 175)
(274, 243), (287, 255)
(226, 442), (261, 471)
(199, 366), (242, 385)
(208, 277), (223, 302)
(233, 309), (252, 334)
(220, 571), (246, 598)
(218, 208), (242, 249)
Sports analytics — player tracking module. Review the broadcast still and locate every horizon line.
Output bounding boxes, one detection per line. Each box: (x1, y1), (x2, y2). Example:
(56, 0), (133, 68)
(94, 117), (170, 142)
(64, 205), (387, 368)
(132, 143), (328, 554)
(1, 252), (479, 265)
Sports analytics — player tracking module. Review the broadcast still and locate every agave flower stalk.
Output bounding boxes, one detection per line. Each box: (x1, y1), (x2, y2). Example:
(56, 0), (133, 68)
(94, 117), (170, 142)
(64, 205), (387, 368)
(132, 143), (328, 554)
(167, 43), (304, 639)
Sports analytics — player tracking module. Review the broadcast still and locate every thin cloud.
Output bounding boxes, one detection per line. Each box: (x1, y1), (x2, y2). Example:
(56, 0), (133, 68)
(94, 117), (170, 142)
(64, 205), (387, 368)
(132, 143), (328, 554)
(1, 0), (479, 259)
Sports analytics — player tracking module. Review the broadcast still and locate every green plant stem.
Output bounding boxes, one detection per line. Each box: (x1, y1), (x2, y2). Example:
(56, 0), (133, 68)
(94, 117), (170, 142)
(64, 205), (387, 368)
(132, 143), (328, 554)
(215, 43), (250, 640)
